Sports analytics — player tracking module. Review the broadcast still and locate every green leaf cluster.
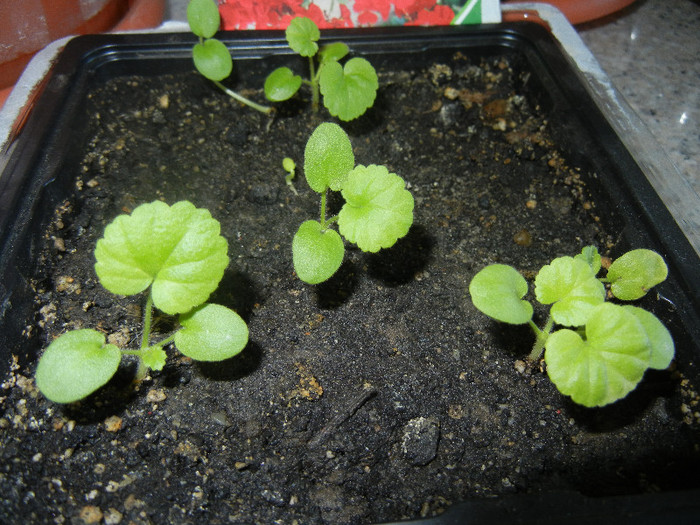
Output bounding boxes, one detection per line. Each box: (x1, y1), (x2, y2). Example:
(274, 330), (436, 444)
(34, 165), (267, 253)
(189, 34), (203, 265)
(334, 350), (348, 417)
(187, 0), (272, 114)
(292, 123), (414, 284)
(468, 247), (674, 407)
(35, 201), (249, 404)
(264, 17), (378, 121)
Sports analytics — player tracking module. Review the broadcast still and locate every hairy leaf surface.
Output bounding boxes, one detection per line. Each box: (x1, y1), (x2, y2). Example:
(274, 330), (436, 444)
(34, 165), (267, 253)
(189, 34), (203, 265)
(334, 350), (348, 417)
(607, 249), (668, 300)
(338, 165), (414, 252)
(319, 58), (378, 121)
(469, 264), (533, 324)
(264, 67), (302, 101)
(176, 304), (249, 361)
(292, 220), (345, 284)
(36, 330), (121, 403)
(319, 42), (349, 63)
(545, 303), (651, 407)
(303, 122), (354, 193)
(95, 201), (229, 315)
(187, 0), (220, 39)
(574, 245), (602, 275)
(192, 38), (233, 81)
(286, 16), (319, 57)
(535, 256), (605, 326)
(623, 305), (674, 369)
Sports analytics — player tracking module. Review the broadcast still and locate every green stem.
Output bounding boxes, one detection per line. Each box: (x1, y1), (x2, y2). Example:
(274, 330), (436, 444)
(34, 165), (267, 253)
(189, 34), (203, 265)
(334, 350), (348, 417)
(319, 190), (328, 229)
(213, 80), (274, 115)
(134, 293), (155, 380)
(309, 56), (320, 113)
(528, 316), (554, 363)
(140, 293), (154, 350)
(152, 332), (177, 348)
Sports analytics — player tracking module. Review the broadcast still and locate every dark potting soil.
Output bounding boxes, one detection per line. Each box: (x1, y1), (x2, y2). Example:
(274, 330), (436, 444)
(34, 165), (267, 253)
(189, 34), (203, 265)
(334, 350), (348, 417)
(2, 52), (699, 524)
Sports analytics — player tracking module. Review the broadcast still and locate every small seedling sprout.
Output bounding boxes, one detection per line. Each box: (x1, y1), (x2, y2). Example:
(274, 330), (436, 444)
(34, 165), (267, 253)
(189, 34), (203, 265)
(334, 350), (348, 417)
(187, 0), (273, 114)
(35, 201), (249, 404)
(264, 17), (378, 121)
(469, 247), (674, 407)
(283, 157), (299, 195)
(292, 122), (414, 283)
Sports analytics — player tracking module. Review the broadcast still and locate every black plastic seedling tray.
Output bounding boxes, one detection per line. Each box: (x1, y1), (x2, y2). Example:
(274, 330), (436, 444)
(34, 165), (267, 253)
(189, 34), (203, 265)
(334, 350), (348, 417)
(1, 23), (699, 523)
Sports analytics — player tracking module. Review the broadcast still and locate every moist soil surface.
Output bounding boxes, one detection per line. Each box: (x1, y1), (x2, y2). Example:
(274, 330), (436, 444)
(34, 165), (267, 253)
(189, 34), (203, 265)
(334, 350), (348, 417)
(2, 51), (700, 524)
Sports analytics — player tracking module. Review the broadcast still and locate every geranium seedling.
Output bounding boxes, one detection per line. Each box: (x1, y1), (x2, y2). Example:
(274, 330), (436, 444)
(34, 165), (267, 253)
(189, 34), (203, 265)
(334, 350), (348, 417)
(469, 247), (674, 407)
(35, 201), (249, 404)
(292, 122), (414, 283)
(187, 0), (273, 114)
(264, 17), (378, 121)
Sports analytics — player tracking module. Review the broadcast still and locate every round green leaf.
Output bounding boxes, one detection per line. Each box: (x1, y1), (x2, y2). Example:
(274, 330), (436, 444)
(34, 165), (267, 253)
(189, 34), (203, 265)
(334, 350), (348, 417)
(187, 0), (220, 39)
(535, 256), (605, 326)
(623, 305), (674, 370)
(176, 304), (249, 361)
(36, 329), (122, 404)
(607, 249), (668, 300)
(338, 165), (414, 253)
(319, 42), (349, 64)
(320, 57), (378, 121)
(292, 220), (345, 284)
(303, 122), (355, 193)
(95, 201), (229, 315)
(469, 264), (534, 325)
(545, 303), (651, 407)
(264, 67), (303, 102)
(192, 38), (233, 82)
(286, 16), (320, 57)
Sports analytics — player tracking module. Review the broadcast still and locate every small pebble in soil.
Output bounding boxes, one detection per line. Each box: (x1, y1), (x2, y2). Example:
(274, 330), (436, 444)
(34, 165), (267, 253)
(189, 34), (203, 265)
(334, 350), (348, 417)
(146, 388), (166, 403)
(513, 228), (532, 247)
(104, 415), (123, 432)
(401, 417), (440, 466)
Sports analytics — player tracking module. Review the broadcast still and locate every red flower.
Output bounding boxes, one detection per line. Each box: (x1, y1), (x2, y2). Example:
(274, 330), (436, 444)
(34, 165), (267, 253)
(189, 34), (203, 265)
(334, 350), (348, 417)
(353, 0), (392, 22)
(218, 0), (454, 30)
(404, 4), (454, 26)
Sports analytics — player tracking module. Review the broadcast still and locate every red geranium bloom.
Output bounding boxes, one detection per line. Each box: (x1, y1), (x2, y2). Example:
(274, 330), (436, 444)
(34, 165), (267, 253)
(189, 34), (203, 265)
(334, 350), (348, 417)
(404, 4), (455, 26)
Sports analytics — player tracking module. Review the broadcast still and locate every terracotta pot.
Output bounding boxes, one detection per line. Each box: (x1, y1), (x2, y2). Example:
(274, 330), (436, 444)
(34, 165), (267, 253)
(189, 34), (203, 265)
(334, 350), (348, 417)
(503, 0), (637, 24)
(0, 0), (165, 108)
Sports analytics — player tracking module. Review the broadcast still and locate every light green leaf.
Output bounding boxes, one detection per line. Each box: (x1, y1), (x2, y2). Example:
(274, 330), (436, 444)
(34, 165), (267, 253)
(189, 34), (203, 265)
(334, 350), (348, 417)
(319, 42), (349, 64)
(176, 303), (249, 361)
(264, 67), (302, 102)
(303, 122), (355, 193)
(187, 0), (220, 39)
(469, 264), (533, 325)
(545, 303), (651, 407)
(337, 165), (414, 252)
(535, 256), (605, 326)
(192, 38), (233, 82)
(574, 245), (602, 275)
(292, 220), (345, 284)
(607, 249), (668, 300)
(286, 17), (320, 57)
(35, 329), (122, 404)
(320, 57), (378, 121)
(94, 201), (229, 315)
(141, 346), (167, 371)
(623, 305), (674, 370)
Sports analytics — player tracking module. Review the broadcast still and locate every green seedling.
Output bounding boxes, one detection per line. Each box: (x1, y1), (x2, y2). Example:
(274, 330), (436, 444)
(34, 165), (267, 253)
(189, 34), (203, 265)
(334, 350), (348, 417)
(469, 247), (674, 407)
(292, 122), (414, 284)
(264, 17), (378, 121)
(283, 157), (299, 196)
(35, 201), (249, 404)
(187, 0), (273, 114)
